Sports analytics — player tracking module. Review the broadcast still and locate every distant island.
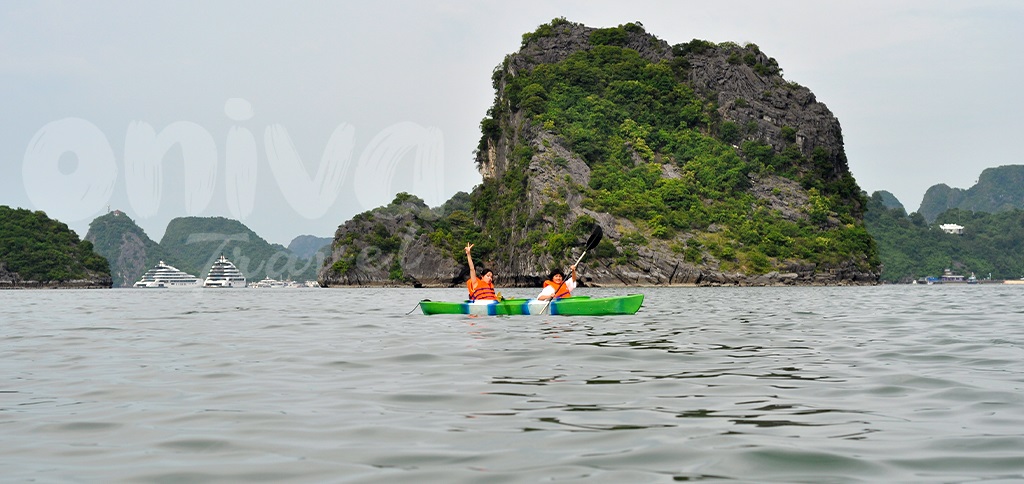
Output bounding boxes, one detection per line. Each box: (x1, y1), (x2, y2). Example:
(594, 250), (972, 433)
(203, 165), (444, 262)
(0, 206), (112, 288)
(85, 211), (330, 288)
(864, 164), (1024, 282)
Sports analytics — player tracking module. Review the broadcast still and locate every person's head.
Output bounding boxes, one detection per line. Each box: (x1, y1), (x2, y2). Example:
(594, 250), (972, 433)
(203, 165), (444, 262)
(549, 268), (565, 284)
(479, 268), (493, 283)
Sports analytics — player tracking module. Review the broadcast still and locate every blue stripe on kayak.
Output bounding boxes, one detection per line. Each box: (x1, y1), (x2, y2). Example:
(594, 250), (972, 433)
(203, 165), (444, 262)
(463, 301), (498, 316)
(549, 300), (559, 316)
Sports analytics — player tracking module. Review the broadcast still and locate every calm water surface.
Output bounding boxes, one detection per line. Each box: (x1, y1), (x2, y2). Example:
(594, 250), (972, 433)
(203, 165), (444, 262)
(3, 285), (1024, 483)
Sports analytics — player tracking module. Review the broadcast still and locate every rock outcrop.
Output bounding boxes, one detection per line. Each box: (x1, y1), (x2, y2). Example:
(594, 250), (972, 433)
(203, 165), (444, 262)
(320, 20), (880, 287)
(320, 195), (460, 287)
(85, 210), (165, 287)
(0, 206), (113, 289)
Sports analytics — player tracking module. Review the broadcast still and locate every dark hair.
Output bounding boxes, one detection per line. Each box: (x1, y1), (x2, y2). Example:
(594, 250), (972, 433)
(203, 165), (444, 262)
(548, 268), (565, 280)
(478, 268), (493, 277)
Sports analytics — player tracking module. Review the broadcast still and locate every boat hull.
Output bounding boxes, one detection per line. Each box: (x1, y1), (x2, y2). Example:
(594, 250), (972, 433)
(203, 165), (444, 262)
(419, 294), (643, 316)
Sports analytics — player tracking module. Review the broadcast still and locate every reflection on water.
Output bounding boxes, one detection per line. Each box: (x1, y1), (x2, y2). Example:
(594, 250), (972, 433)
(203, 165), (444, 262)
(3, 285), (1024, 482)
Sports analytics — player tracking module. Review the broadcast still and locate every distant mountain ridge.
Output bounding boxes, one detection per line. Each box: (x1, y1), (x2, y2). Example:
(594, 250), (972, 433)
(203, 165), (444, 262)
(918, 165), (1024, 221)
(86, 212), (329, 287)
(874, 191), (905, 212)
(288, 235), (333, 259)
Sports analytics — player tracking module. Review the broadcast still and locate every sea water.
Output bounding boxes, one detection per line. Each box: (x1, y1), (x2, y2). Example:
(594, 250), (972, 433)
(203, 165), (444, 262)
(3, 285), (1024, 483)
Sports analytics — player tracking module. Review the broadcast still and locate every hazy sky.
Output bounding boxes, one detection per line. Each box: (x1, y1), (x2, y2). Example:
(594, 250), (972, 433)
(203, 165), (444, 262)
(3, 1), (1022, 245)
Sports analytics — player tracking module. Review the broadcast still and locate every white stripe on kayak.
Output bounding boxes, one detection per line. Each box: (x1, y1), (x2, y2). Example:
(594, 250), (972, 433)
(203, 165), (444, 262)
(465, 301), (497, 316)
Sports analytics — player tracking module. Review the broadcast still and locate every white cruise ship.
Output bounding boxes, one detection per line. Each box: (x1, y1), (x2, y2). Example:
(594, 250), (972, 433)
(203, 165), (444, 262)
(251, 276), (286, 288)
(133, 261), (200, 288)
(203, 255), (247, 288)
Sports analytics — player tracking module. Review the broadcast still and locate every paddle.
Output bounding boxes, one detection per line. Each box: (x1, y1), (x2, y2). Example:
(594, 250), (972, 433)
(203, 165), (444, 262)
(541, 225), (603, 314)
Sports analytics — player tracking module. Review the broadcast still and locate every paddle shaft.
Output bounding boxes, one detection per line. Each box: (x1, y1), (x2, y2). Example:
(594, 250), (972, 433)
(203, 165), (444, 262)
(572, 249), (589, 268)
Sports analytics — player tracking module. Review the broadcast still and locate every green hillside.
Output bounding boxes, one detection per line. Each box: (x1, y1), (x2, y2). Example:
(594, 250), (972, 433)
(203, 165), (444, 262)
(865, 192), (1024, 282)
(875, 190), (905, 212)
(918, 165), (1024, 222)
(0, 206), (110, 284)
(160, 216), (321, 281)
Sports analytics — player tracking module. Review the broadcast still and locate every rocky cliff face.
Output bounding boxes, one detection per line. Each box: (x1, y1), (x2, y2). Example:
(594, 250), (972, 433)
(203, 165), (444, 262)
(319, 195), (461, 287)
(110, 232), (152, 287)
(85, 211), (164, 287)
(0, 262), (16, 286)
(483, 24), (854, 200)
(320, 20), (879, 287)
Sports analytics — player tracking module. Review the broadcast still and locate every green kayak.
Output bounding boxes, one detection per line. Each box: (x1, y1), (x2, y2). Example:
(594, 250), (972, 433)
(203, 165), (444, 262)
(419, 294), (644, 316)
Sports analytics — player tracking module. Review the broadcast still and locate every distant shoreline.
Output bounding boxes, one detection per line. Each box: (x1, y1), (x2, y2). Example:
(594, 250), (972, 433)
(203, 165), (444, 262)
(0, 281), (112, 289)
(8, 280), (1024, 290)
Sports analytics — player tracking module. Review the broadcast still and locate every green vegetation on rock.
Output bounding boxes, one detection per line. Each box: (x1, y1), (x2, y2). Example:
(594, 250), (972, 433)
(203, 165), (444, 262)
(0, 206), (110, 283)
(321, 19), (881, 286)
(476, 19), (876, 277)
(86, 211), (166, 287)
(160, 216), (323, 281)
(917, 165), (1024, 222)
(865, 192), (1024, 282)
(85, 212), (329, 287)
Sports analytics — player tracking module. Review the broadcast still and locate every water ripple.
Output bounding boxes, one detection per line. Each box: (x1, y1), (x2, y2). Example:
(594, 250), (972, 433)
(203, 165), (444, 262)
(3, 286), (1024, 482)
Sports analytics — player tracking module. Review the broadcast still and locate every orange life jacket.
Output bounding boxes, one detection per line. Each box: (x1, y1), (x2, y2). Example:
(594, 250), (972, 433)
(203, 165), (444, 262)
(467, 278), (497, 301)
(543, 280), (572, 299)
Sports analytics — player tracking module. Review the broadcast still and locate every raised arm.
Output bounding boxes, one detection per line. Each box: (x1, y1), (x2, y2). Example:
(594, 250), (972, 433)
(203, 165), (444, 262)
(569, 264), (578, 282)
(465, 243), (477, 281)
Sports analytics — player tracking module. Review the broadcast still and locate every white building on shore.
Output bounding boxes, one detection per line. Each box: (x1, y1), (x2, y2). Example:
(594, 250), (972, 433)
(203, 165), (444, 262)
(939, 223), (964, 235)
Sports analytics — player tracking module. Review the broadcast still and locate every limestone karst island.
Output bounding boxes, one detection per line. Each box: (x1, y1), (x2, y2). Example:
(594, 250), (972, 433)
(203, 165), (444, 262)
(318, 19), (879, 288)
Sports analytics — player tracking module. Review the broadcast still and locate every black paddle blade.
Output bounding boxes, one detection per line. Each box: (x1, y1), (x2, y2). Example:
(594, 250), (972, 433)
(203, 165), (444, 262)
(585, 225), (603, 251)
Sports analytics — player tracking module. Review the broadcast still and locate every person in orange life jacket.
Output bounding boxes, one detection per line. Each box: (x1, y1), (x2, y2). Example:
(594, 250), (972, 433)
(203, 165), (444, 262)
(464, 243), (498, 301)
(537, 264), (577, 301)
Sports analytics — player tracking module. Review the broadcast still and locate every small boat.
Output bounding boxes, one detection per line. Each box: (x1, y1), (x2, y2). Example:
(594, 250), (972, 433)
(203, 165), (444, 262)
(940, 268), (966, 283)
(419, 294), (644, 316)
(133, 261), (199, 288)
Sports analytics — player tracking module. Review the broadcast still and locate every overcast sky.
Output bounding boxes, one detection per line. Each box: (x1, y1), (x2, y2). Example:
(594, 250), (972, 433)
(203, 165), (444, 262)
(3, 1), (1022, 245)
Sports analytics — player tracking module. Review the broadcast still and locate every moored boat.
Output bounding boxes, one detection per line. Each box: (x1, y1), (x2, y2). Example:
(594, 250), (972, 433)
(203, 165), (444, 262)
(251, 276), (286, 288)
(133, 261), (199, 288)
(203, 255), (247, 288)
(419, 294), (644, 316)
